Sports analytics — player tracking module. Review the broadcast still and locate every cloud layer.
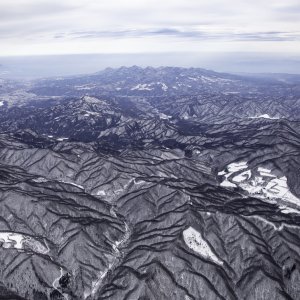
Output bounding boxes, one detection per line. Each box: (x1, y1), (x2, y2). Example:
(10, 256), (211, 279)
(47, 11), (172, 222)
(0, 0), (300, 56)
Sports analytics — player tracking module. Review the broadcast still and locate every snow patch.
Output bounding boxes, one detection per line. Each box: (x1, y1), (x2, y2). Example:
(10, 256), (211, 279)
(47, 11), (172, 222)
(279, 205), (300, 215)
(182, 112), (190, 120)
(183, 227), (223, 265)
(218, 161), (248, 188)
(257, 167), (276, 178)
(0, 232), (48, 254)
(56, 137), (69, 142)
(131, 84), (153, 91)
(159, 82), (168, 91)
(74, 84), (96, 90)
(188, 77), (198, 81)
(83, 111), (100, 117)
(133, 178), (146, 185)
(60, 181), (84, 190)
(220, 179), (237, 188)
(159, 113), (171, 120)
(219, 162), (300, 208)
(227, 161), (248, 173)
(232, 170), (251, 183)
(32, 177), (48, 183)
(249, 114), (279, 120)
(97, 190), (106, 196)
(0, 232), (24, 249)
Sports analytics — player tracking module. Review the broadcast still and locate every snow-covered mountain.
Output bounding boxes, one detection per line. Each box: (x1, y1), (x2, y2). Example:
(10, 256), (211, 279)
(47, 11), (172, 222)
(0, 67), (300, 300)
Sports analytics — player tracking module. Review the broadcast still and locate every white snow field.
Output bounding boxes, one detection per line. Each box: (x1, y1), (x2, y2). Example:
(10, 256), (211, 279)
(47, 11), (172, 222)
(183, 227), (223, 265)
(131, 83), (154, 91)
(0, 232), (48, 253)
(218, 162), (300, 210)
(218, 161), (248, 188)
(249, 114), (280, 120)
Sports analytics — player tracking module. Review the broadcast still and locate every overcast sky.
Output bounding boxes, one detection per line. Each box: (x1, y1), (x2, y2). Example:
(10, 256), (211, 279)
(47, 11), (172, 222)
(1, 0), (300, 56)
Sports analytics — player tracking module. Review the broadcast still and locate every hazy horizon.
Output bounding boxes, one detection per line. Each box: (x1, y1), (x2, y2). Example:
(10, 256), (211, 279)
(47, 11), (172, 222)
(1, 52), (300, 80)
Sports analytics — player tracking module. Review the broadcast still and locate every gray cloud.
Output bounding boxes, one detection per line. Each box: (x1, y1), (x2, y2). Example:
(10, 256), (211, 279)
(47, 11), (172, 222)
(58, 29), (300, 42)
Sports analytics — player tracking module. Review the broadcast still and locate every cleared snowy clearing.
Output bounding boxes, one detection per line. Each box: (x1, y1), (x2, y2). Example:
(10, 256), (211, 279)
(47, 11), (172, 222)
(183, 227), (223, 265)
(219, 162), (300, 210)
(0, 232), (48, 254)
